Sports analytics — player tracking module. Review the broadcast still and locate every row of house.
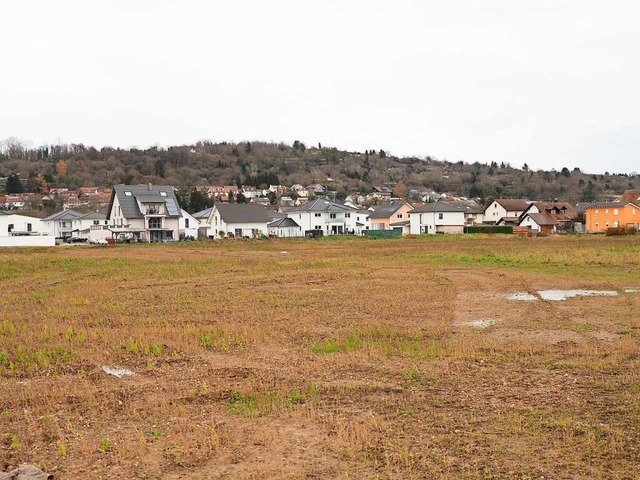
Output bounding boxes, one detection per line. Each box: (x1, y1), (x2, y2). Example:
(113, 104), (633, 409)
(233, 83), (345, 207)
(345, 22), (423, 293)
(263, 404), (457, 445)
(3, 185), (637, 246)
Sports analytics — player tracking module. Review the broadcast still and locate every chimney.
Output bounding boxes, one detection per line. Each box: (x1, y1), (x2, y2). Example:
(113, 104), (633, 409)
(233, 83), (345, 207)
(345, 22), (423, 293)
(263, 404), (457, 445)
(148, 183), (152, 191)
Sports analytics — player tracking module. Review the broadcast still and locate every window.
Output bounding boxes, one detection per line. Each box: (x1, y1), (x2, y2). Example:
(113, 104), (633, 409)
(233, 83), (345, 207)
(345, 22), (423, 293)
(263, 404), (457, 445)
(62, 221), (67, 227)
(93, 220), (100, 225)
(613, 209), (619, 215)
(438, 213), (443, 220)
(330, 213), (336, 219)
(614, 221), (619, 227)
(160, 191), (167, 196)
(185, 218), (190, 228)
(27, 223), (32, 232)
(148, 217), (161, 229)
(314, 213), (321, 217)
(345, 213), (351, 218)
(633, 208), (637, 215)
(315, 225), (321, 230)
(595, 222), (599, 228)
(8, 224), (14, 232)
(397, 213), (403, 219)
(595, 210), (598, 216)
(124, 191), (132, 196)
(605, 209), (609, 214)
(605, 222), (609, 228)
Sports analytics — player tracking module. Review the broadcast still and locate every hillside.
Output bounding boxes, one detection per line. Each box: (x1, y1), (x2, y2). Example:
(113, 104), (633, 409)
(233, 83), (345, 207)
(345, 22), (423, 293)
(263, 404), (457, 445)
(1, 138), (638, 204)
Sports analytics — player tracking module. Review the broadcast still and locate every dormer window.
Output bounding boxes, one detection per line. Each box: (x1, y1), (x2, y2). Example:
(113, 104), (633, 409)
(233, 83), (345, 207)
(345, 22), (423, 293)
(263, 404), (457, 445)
(160, 192), (167, 197)
(125, 191), (132, 196)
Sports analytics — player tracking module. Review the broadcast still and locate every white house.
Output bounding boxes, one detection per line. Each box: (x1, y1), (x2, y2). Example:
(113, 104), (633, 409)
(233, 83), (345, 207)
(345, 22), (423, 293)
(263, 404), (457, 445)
(268, 217), (303, 237)
(73, 212), (110, 241)
(0, 212), (54, 247)
(206, 203), (271, 238)
(484, 199), (530, 224)
(179, 209), (200, 239)
(107, 184), (182, 242)
(42, 209), (84, 238)
(409, 202), (466, 234)
(284, 199), (358, 235)
(193, 207), (213, 237)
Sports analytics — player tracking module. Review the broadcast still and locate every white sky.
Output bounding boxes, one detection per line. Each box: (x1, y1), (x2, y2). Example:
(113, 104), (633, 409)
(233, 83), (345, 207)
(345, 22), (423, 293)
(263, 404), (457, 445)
(2, 0), (639, 174)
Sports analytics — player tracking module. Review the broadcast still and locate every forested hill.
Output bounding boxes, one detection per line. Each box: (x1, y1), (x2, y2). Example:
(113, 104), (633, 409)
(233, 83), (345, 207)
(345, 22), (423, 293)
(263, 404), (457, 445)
(1, 138), (638, 203)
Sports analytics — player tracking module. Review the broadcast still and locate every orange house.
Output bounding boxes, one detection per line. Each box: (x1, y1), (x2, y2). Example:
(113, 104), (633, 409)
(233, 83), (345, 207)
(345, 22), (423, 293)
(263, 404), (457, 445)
(585, 202), (640, 232)
(368, 201), (413, 231)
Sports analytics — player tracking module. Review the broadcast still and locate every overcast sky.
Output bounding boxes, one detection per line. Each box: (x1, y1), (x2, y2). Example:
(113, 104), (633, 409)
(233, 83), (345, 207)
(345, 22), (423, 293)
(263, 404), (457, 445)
(2, 1), (639, 174)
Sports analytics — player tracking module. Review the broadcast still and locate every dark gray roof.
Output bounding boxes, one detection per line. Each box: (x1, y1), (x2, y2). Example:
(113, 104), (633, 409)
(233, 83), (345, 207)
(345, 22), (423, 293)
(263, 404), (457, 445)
(193, 207), (213, 219)
(77, 212), (106, 221)
(42, 209), (84, 222)
(108, 185), (181, 220)
(268, 217), (300, 228)
(409, 202), (466, 214)
(215, 203), (272, 224)
(368, 201), (410, 219)
(286, 198), (355, 213)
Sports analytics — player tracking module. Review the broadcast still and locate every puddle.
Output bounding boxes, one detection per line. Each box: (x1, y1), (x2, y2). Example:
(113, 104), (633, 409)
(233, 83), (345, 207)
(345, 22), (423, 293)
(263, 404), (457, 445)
(466, 319), (500, 328)
(537, 290), (618, 301)
(624, 288), (640, 293)
(505, 293), (537, 301)
(101, 365), (134, 378)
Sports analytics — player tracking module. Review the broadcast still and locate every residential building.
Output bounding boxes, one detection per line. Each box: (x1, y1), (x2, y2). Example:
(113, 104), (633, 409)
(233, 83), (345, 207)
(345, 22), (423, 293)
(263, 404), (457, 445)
(585, 202), (640, 232)
(484, 199), (530, 224)
(268, 217), (303, 237)
(107, 184), (182, 242)
(179, 209), (200, 239)
(368, 201), (413, 230)
(0, 212), (53, 247)
(42, 209), (84, 238)
(284, 198), (358, 235)
(206, 203), (271, 238)
(519, 212), (559, 234)
(408, 202), (466, 234)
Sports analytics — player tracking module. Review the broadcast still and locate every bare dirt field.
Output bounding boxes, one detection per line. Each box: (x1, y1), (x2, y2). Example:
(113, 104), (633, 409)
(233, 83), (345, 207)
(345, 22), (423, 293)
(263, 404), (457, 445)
(1, 235), (639, 479)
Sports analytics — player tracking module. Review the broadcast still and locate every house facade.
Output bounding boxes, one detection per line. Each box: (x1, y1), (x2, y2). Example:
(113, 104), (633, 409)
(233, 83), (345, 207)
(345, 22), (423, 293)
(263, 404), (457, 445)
(519, 213), (559, 234)
(284, 199), (358, 235)
(107, 184), (182, 242)
(268, 217), (302, 237)
(368, 201), (413, 230)
(408, 202), (466, 234)
(484, 199), (530, 224)
(0, 212), (53, 247)
(179, 209), (200, 239)
(206, 203), (271, 238)
(585, 202), (640, 232)
(42, 209), (84, 238)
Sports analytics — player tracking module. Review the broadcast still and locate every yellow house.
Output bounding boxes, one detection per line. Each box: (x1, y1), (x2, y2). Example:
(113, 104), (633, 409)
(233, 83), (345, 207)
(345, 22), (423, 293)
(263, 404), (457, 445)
(585, 202), (640, 232)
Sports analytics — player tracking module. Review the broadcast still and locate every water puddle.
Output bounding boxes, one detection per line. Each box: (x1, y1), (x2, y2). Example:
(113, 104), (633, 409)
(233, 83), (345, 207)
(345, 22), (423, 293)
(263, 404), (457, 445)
(537, 290), (618, 301)
(505, 293), (537, 301)
(466, 319), (500, 328)
(101, 365), (134, 378)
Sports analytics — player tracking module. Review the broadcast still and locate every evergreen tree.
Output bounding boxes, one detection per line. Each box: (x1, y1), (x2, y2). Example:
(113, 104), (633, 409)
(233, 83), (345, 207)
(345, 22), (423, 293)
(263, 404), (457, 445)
(5, 174), (23, 194)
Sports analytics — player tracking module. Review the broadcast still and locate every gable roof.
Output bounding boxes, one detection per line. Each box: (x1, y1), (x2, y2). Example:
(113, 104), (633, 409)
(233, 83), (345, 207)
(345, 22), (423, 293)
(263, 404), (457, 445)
(268, 217), (300, 228)
(285, 198), (355, 213)
(368, 201), (411, 219)
(214, 203), (272, 224)
(525, 201), (577, 218)
(523, 212), (559, 226)
(193, 207), (213, 219)
(493, 198), (529, 212)
(42, 209), (84, 222)
(108, 185), (181, 220)
(409, 202), (466, 214)
(76, 212), (107, 221)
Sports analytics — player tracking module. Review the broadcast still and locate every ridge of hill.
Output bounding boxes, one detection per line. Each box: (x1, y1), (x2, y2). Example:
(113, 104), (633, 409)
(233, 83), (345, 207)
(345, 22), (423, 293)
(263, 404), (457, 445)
(1, 138), (638, 203)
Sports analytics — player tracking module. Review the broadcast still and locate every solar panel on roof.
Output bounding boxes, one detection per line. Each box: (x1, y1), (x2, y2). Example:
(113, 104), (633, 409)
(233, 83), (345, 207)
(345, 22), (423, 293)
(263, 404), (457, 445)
(165, 198), (180, 216)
